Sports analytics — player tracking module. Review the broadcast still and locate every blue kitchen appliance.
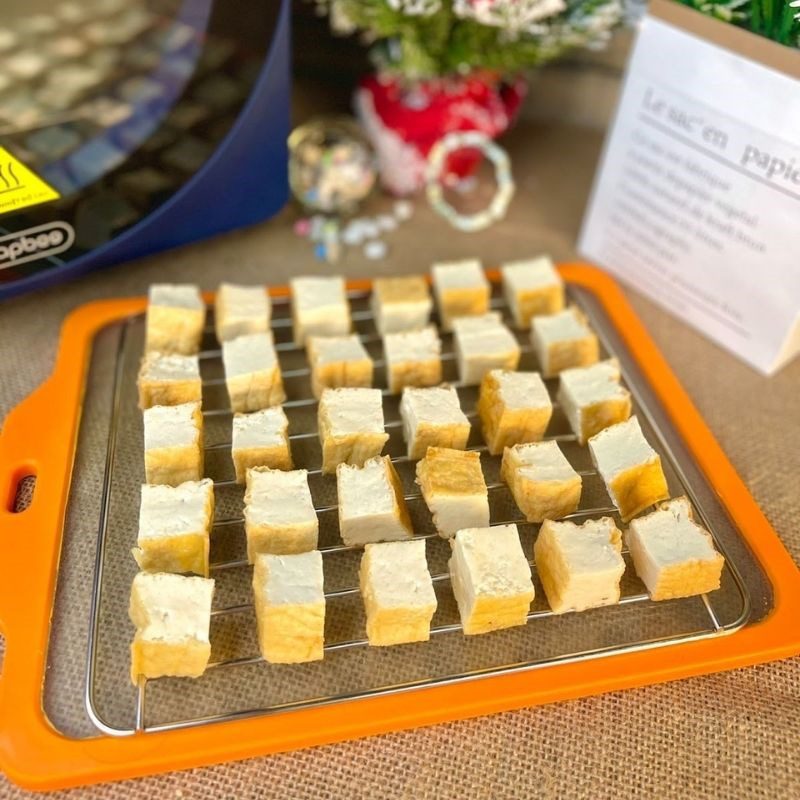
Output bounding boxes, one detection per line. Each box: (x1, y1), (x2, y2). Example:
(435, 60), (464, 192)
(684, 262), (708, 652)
(0, 0), (290, 299)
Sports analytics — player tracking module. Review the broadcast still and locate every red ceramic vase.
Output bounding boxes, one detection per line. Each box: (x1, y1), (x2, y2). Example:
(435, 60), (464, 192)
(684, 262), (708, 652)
(355, 72), (527, 195)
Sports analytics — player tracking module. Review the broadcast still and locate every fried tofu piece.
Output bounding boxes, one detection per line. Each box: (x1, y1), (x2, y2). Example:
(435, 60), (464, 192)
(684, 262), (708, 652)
(290, 275), (350, 346)
(452, 313), (520, 386)
(307, 334), (373, 399)
(252, 551), (325, 663)
(214, 282), (271, 343)
(588, 416), (670, 522)
(530, 307), (599, 378)
(336, 455), (413, 547)
(145, 283), (205, 355)
(244, 467), (318, 560)
(431, 259), (490, 331)
(477, 369), (553, 455)
(231, 407), (293, 483)
(137, 351), (202, 410)
(449, 525), (534, 635)
(415, 447), (489, 538)
(534, 517), (625, 613)
(317, 387), (389, 474)
(133, 479), (214, 576)
(625, 497), (724, 600)
(383, 326), (442, 394)
(399, 385), (471, 460)
(222, 331), (285, 413)
(359, 539), (437, 646)
(557, 359), (631, 445)
(501, 440), (582, 523)
(370, 275), (432, 335)
(500, 256), (564, 327)
(129, 572), (214, 683)
(143, 401), (203, 486)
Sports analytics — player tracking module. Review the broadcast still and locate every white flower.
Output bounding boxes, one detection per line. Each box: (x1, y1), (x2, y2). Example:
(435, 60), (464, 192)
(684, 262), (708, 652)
(453, 0), (568, 38)
(387, 0), (442, 15)
(790, 0), (800, 20)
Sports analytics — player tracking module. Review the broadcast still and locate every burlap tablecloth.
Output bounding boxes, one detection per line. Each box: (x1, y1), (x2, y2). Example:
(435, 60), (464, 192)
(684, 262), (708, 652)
(0, 122), (798, 799)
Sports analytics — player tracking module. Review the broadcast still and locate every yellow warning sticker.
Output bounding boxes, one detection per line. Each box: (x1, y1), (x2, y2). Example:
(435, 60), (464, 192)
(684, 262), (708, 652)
(0, 146), (60, 216)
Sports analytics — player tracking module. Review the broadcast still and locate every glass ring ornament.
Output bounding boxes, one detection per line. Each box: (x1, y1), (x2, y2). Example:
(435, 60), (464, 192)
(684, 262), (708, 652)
(425, 131), (515, 232)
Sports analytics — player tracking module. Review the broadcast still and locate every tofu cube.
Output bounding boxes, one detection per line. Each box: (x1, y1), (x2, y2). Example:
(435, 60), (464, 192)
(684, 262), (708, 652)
(449, 525), (534, 635)
(231, 406), (292, 483)
(244, 467), (318, 560)
(133, 479), (214, 576)
(399, 385), (471, 460)
(307, 334), (373, 399)
(625, 497), (724, 600)
(145, 283), (206, 355)
(252, 551), (325, 663)
(222, 331), (285, 413)
(530, 307), (599, 378)
(359, 539), (438, 646)
(214, 282), (271, 343)
(383, 325), (442, 394)
(453, 313), (521, 386)
(501, 441), (582, 523)
(370, 275), (433, 335)
(415, 447), (489, 538)
(290, 275), (351, 346)
(589, 416), (670, 522)
(558, 359), (632, 445)
(143, 401), (203, 486)
(431, 259), (490, 331)
(500, 256), (564, 327)
(534, 517), (625, 613)
(318, 387), (389, 474)
(137, 351), (201, 410)
(129, 572), (214, 683)
(477, 369), (553, 455)
(337, 455), (413, 547)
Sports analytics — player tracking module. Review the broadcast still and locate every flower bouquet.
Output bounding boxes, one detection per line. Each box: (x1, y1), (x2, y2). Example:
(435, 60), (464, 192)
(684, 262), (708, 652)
(313, 0), (624, 193)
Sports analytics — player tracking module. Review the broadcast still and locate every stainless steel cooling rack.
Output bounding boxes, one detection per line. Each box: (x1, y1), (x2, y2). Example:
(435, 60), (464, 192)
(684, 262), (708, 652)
(84, 285), (751, 737)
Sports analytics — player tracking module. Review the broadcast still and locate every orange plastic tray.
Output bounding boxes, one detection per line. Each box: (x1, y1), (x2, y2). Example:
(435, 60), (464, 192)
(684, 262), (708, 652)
(1, 265), (799, 791)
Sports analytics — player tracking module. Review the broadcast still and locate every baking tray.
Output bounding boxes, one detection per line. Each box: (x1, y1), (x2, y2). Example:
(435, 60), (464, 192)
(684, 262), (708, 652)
(0, 265), (798, 791)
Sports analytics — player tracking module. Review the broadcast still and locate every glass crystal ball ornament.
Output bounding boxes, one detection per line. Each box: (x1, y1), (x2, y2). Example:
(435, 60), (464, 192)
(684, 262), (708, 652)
(288, 116), (377, 214)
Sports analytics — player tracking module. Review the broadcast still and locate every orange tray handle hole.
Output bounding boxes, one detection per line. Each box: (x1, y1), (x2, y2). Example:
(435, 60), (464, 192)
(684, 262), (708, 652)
(5, 470), (36, 514)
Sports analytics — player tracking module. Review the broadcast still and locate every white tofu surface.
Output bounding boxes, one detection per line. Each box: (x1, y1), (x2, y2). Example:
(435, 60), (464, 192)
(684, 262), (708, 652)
(245, 468), (316, 528)
(588, 416), (656, 479)
(222, 331), (278, 377)
(501, 256), (561, 291)
(149, 283), (204, 310)
(215, 283), (271, 341)
(626, 498), (720, 589)
(321, 387), (385, 435)
(400, 385), (467, 429)
(337, 457), (411, 546)
(450, 524), (533, 619)
(493, 370), (551, 411)
(510, 440), (577, 482)
(138, 479), (212, 540)
(531, 307), (592, 345)
(258, 551), (324, 606)
(144, 402), (200, 450)
(130, 572), (213, 641)
(384, 326), (441, 363)
(431, 259), (487, 289)
(140, 352), (200, 381)
(452, 313), (520, 385)
(291, 275), (350, 342)
(232, 407), (289, 448)
(361, 539), (436, 610)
